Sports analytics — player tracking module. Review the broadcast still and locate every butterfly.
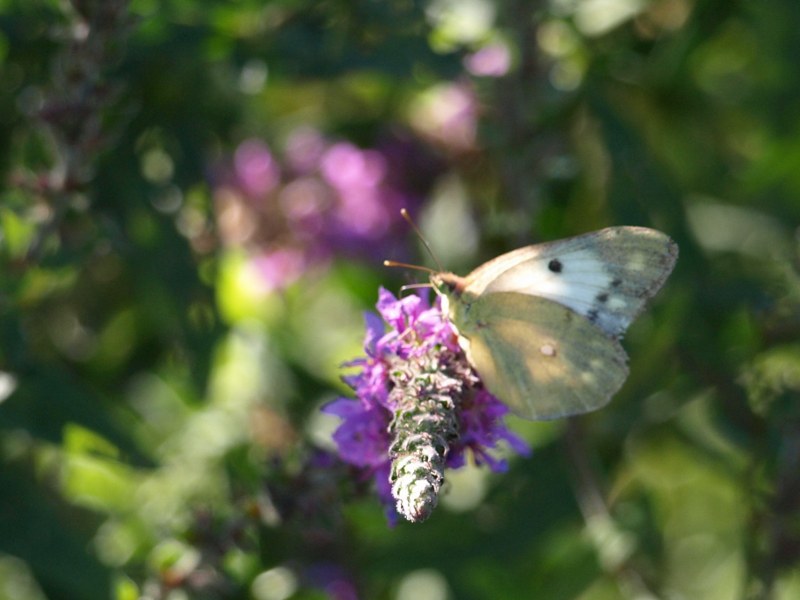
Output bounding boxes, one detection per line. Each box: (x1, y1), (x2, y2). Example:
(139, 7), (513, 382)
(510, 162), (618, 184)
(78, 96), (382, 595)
(425, 226), (678, 420)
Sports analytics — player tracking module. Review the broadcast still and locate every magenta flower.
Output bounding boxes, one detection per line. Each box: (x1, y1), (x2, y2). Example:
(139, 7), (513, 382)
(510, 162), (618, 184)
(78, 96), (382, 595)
(284, 127), (327, 174)
(464, 42), (512, 77)
(249, 248), (309, 293)
(234, 138), (280, 199)
(213, 130), (438, 294)
(302, 563), (359, 600)
(409, 81), (479, 153)
(324, 288), (529, 524)
(319, 141), (403, 249)
(320, 142), (387, 190)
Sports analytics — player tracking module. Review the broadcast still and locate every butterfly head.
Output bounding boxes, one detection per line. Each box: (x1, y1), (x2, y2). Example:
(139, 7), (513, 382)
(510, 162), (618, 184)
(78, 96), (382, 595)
(429, 272), (464, 298)
(430, 272), (472, 320)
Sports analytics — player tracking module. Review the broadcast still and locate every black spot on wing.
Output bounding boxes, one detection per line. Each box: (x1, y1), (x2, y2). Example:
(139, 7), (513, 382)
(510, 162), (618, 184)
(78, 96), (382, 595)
(596, 293), (609, 303)
(548, 259), (563, 273)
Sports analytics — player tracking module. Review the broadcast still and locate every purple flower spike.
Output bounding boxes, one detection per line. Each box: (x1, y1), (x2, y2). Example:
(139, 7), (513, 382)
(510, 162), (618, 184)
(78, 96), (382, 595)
(325, 288), (530, 524)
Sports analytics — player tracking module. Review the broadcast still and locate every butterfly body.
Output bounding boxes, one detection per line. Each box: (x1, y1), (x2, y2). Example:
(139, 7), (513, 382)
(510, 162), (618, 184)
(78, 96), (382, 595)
(430, 226), (678, 420)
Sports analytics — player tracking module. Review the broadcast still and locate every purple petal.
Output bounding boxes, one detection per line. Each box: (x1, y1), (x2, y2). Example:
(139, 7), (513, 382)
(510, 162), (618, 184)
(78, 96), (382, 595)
(330, 403), (391, 467)
(372, 462), (399, 527)
(321, 397), (365, 418)
(363, 311), (385, 355)
(498, 429), (532, 458)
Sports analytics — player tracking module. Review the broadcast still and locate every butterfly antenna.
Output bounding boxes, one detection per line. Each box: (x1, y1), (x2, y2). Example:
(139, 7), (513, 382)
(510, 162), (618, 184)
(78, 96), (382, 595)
(383, 260), (435, 274)
(400, 208), (444, 272)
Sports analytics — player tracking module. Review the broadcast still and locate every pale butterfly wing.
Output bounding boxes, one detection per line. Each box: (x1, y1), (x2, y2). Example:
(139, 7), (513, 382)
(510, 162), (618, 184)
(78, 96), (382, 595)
(462, 227), (678, 337)
(452, 292), (629, 420)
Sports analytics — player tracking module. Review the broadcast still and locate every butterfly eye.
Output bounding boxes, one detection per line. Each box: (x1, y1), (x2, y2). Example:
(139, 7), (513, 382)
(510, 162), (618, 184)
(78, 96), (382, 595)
(432, 273), (465, 296)
(430, 274), (451, 293)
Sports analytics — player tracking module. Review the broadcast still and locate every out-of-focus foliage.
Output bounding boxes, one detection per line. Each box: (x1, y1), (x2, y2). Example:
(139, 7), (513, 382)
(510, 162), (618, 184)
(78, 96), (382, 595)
(1, 0), (800, 598)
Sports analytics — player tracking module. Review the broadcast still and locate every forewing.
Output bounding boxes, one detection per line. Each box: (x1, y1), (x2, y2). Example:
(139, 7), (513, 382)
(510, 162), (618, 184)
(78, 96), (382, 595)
(458, 292), (629, 420)
(463, 227), (678, 337)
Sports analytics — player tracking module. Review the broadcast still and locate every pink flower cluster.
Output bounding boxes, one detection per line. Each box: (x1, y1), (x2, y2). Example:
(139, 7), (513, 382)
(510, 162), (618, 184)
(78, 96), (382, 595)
(214, 130), (439, 292)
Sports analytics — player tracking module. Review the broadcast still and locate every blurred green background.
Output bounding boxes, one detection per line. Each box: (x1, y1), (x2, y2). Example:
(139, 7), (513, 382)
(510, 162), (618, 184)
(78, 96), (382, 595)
(2, 0), (800, 598)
